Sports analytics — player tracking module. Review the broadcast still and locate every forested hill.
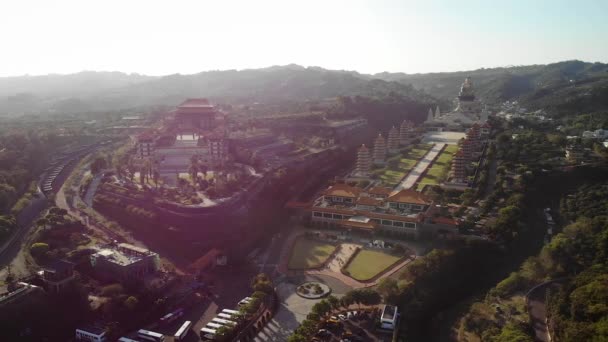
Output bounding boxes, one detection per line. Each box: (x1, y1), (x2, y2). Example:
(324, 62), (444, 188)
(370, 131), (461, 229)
(375, 60), (608, 115)
(0, 65), (435, 115)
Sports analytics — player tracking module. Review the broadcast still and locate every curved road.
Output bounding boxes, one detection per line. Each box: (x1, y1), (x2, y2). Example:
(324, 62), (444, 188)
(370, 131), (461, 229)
(527, 281), (563, 342)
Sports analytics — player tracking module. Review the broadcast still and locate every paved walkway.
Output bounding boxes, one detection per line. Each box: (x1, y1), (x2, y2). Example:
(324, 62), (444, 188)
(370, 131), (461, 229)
(392, 143), (445, 193)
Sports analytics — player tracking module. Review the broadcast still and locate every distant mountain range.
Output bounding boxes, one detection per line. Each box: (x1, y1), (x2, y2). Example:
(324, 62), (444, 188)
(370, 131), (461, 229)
(1, 60), (607, 116)
(374, 60), (608, 115)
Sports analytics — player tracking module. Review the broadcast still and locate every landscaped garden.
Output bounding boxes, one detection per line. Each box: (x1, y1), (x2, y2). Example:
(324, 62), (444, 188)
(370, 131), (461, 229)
(287, 237), (338, 270)
(373, 144), (433, 186)
(416, 144), (458, 190)
(343, 249), (402, 281)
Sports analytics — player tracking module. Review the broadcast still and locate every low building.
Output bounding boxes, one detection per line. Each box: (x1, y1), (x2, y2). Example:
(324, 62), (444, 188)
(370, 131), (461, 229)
(90, 243), (159, 284)
(312, 185), (432, 238)
(75, 326), (107, 342)
(42, 259), (76, 293)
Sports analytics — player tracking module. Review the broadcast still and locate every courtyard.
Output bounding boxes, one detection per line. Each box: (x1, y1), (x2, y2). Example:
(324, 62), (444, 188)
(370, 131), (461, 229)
(287, 237), (337, 270)
(344, 249), (402, 281)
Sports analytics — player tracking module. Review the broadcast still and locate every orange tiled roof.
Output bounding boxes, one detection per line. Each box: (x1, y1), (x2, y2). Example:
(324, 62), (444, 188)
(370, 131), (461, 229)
(387, 189), (429, 205)
(323, 184), (362, 198)
(367, 186), (392, 196)
(356, 196), (382, 206)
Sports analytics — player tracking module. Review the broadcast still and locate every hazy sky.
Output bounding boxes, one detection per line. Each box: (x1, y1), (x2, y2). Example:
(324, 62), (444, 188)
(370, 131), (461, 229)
(1, 0), (607, 76)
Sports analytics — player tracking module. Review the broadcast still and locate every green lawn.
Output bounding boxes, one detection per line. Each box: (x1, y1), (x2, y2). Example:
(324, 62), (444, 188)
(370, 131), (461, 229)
(345, 249), (402, 281)
(373, 144), (433, 186)
(288, 237), (337, 270)
(416, 144), (458, 190)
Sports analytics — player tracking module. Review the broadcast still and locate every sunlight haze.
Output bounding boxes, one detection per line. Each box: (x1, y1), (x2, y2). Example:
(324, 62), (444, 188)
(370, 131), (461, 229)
(1, 0), (608, 76)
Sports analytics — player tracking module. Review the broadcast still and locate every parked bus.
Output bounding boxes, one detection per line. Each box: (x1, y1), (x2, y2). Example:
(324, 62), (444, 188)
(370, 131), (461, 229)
(205, 322), (223, 330)
(174, 320), (192, 341)
(200, 327), (217, 340)
(211, 318), (237, 326)
(160, 308), (184, 325)
(118, 338), (140, 342)
(221, 309), (240, 315)
(137, 329), (165, 342)
(217, 313), (234, 320)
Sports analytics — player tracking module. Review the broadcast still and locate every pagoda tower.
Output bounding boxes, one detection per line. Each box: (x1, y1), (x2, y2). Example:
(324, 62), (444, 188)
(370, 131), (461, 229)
(426, 108), (434, 123)
(372, 133), (387, 165)
(451, 149), (468, 183)
(400, 120), (414, 145)
(435, 106), (441, 118)
(355, 144), (371, 176)
(456, 77), (481, 114)
(387, 126), (400, 153)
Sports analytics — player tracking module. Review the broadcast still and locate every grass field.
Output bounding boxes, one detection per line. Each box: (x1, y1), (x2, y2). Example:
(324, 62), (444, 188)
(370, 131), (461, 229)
(417, 144), (458, 190)
(288, 237), (337, 269)
(373, 144), (433, 186)
(345, 249), (402, 281)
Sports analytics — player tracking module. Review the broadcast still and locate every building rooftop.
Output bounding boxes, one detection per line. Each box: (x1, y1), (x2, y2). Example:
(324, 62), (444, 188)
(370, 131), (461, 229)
(323, 184), (362, 198)
(92, 244), (156, 267)
(77, 326), (107, 336)
(381, 305), (397, 321)
(43, 259), (75, 273)
(386, 189), (429, 205)
(178, 98), (213, 108)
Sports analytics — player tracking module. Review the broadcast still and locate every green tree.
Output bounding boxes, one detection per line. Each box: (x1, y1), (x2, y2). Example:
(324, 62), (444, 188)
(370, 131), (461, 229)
(30, 242), (49, 258)
(124, 296), (138, 310)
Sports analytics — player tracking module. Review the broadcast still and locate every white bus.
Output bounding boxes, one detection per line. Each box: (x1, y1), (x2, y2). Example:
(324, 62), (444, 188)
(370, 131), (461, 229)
(200, 327), (217, 340)
(205, 322), (223, 330)
(221, 309), (240, 315)
(137, 329), (165, 342)
(174, 320), (192, 341)
(217, 313), (234, 320)
(211, 318), (237, 326)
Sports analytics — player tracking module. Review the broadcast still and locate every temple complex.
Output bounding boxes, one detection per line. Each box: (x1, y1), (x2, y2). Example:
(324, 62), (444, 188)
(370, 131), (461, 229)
(134, 99), (231, 177)
(425, 77), (486, 131)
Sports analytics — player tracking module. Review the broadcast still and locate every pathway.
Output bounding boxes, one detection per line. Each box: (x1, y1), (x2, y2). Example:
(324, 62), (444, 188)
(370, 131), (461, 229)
(527, 280), (564, 342)
(393, 143), (445, 193)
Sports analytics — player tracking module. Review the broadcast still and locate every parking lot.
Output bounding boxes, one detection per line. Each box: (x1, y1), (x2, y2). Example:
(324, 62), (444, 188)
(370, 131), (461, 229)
(314, 309), (393, 342)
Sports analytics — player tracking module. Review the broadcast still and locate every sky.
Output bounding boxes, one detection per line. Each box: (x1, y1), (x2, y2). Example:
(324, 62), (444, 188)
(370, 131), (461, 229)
(1, 0), (607, 77)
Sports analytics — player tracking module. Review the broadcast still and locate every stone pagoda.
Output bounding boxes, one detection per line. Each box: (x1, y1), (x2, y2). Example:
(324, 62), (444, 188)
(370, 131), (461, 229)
(354, 144), (371, 176)
(372, 133), (387, 165)
(387, 126), (400, 153)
